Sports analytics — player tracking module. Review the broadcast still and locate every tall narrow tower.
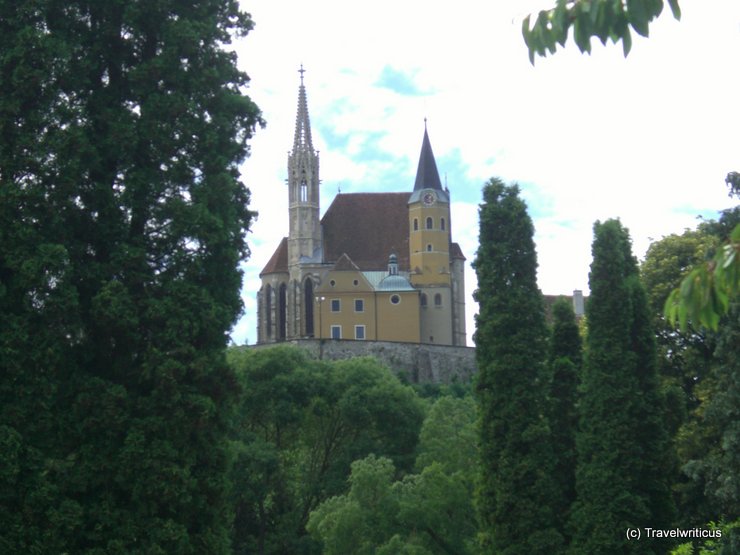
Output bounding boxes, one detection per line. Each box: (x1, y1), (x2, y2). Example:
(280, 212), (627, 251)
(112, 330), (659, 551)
(287, 66), (321, 269)
(408, 124), (451, 287)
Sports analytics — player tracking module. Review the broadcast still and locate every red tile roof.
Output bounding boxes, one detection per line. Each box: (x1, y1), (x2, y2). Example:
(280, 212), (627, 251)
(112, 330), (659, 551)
(260, 193), (466, 275)
(260, 236), (288, 276)
(322, 193), (412, 271)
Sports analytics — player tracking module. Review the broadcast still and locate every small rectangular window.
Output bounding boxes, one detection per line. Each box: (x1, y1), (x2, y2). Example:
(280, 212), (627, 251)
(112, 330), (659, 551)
(355, 325), (366, 340)
(331, 325), (341, 339)
(354, 299), (364, 312)
(331, 299), (341, 312)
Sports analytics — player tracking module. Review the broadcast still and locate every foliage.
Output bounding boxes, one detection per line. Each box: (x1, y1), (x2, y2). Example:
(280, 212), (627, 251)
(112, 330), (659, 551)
(670, 520), (740, 555)
(472, 178), (564, 554)
(569, 219), (676, 554)
(680, 304), (740, 522)
(665, 174), (740, 332)
(547, 297), (582, 539)
(0, 1), (261, 553)
(523, 0), (682, 62)
(641, 229), (719, 524)
(415, 396), (477, 475)
(227, 347), (425, 555)
(308, 457), (476, 555)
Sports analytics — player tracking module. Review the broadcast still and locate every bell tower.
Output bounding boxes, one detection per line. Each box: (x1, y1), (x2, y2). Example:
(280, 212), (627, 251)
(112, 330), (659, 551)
(408, 123), (451, 287)
(287, 65), (321, 268)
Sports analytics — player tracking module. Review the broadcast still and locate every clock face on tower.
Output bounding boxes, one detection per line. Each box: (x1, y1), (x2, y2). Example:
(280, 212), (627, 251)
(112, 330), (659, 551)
(422, 191), (436, 206)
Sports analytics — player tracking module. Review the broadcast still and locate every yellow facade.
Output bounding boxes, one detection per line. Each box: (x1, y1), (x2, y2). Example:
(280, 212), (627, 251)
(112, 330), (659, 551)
(409, 194), (451, 287)
(314, 268), (421, 343)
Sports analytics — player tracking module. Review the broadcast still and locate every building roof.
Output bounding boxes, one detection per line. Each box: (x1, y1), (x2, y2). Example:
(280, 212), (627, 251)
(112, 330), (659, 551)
(322, 192), (412, 271)
(450, 242), (466, 261)
(413, 127), (443, 192)
(260, 236), (288, 276)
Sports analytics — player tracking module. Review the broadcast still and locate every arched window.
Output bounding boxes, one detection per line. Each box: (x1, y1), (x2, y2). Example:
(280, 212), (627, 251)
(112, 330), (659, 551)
(420, 293), (427, 307)
(413, 218), (419, 231)
(304, 278), (314, 337)
(426, 217), (433, 229)
(279, 283), (287, 340)
(427, 244), (433, 252)
(434, 293), (442, 307)
(265, 284), (273, 338)
(441, 217), (446, 231)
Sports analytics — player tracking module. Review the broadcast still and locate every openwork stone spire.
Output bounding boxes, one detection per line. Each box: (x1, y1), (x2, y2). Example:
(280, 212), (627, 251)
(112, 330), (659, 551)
(293, 64), (314, 152)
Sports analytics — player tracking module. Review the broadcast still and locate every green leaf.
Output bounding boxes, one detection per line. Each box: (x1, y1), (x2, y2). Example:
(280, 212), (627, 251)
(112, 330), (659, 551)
(667, 0), (682, 20)
(627, 0), (650, 37)
(622, 28), (632, 56)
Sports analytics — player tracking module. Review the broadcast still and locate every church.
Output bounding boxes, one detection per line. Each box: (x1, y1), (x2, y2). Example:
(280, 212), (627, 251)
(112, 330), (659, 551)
(257, 72), (467, 346)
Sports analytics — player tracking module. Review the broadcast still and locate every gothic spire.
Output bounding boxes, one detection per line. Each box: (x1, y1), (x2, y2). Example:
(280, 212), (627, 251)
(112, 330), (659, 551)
(293, 64), (314, 152)
(413, 125), (443, 192)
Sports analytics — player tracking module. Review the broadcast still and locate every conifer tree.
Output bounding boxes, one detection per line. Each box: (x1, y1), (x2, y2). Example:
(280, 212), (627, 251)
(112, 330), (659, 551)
(0, 2), (261, 552)
(569, 220), (675, 554)
(548, 298), (582, 540)
(473, 178), (563, 554)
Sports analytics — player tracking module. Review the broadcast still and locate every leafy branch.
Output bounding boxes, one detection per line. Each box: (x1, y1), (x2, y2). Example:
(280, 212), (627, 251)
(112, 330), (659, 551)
(523, 0), (681, 63)
(665, 173), (740, 331)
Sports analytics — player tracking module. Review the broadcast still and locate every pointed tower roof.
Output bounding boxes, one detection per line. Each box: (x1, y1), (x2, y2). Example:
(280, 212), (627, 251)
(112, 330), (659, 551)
(410, 123), (448, 203)
(292, 65), (314, 153)
(413, 123), (443, 191)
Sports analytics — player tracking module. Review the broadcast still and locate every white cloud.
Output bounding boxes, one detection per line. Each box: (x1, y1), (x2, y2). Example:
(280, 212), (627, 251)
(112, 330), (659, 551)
(230, 0), (740, 345)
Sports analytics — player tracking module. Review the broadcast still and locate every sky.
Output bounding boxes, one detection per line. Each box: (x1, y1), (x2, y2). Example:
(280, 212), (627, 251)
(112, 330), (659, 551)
(229, 1), (740, 346)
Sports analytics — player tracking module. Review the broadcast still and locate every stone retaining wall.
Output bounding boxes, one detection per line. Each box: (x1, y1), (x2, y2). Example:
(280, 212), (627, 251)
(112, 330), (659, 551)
(252, 339), (477, 384)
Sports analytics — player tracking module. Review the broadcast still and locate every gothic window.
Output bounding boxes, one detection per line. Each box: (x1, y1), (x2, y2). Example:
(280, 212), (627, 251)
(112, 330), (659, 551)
(426, 217), (433, 229)
(279, 283), (287, 340)
(434, 293), (442, 307)
(300, 180), (308, 202)
(265, 284), (273, 338)
(304, 278), (314, 337)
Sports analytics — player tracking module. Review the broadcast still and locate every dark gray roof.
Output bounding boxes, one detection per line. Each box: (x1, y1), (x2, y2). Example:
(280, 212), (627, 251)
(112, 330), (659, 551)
(413, 128), (443, 192)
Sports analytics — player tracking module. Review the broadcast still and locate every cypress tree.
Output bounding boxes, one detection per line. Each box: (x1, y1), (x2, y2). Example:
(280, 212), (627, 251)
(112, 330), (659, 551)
(569, 220), (675, 554)
(548, 298), (582, 541)
(473, 178), (563, 554)
(0, 2), (261, 552)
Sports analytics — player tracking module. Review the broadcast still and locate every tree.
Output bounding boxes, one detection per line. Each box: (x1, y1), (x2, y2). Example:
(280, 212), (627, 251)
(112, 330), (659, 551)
(0, 2), (261, 552)
(524, 0), (682, 62)
(227, 347), (425, 554)
(307, 455), (477, 555)
(569, 219), (675, 554)
(415, 395), (477, 476)
(641, 229), (718, 525)
(472, 178), (563, 554)
(665, 173), (740, 332)
(547, 298), (582, 540)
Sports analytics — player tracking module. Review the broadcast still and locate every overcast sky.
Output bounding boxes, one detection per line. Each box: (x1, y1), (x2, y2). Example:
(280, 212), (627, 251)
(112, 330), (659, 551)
(229, 1), (740, 345)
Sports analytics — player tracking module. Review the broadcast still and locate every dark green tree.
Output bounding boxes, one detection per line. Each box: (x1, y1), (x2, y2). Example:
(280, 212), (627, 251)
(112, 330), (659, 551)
(473, 178), (563, 554)
(547, 298), (582, 540)
(0, 2), (261, 552)
(569, 220), (675, 554)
